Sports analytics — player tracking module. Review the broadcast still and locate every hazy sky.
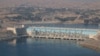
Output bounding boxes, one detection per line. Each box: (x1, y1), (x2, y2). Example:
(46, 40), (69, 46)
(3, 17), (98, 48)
(0, 0), (100, 8)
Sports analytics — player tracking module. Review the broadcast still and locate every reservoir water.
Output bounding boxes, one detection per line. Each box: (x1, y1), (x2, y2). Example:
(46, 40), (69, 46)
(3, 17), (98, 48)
(0, 38), (100, 56)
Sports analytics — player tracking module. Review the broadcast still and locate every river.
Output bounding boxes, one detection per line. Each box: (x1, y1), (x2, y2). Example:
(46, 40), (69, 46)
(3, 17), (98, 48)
(0, 38), (100, 56)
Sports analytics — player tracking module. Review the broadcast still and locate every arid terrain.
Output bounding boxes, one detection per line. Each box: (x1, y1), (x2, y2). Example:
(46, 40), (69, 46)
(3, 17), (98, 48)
(0, 0), (100, 9)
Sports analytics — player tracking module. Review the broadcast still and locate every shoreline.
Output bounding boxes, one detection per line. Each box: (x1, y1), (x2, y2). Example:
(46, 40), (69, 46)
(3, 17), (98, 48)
(79, 39), (100, 51)
(1, 36), (100, 52)
(0, 35), (29, 41)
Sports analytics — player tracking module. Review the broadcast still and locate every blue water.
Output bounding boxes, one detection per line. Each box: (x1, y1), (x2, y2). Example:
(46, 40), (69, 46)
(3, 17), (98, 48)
(0, 38), (100, 56)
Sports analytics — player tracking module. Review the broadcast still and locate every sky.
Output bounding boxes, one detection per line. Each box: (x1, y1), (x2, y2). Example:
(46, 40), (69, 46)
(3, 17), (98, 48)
(0, 0), (100, 8)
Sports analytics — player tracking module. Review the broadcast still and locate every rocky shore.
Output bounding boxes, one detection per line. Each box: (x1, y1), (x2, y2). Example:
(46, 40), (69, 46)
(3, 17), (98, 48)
(79, 39), (100, 51)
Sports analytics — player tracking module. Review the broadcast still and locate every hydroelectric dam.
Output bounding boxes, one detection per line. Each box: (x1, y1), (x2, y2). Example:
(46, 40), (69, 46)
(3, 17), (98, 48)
(26, 26), (98, 41)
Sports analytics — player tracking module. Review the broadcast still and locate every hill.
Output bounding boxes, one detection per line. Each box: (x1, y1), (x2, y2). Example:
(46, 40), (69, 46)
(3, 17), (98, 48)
(0, 0), (100, 9)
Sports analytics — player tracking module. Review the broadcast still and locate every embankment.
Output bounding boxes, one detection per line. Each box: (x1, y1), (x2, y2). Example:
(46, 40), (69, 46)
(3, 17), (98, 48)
(79, 39), (100, 51)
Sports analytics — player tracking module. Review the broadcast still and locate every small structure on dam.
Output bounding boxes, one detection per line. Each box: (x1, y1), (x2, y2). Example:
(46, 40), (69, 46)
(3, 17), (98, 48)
(6, 25), (27, 36)
(26, 27), (98, 40)
(1, 25), (28, 41)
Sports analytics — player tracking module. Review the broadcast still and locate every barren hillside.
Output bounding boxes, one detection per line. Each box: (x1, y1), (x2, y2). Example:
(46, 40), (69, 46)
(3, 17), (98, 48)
(0, 0), (100, 9)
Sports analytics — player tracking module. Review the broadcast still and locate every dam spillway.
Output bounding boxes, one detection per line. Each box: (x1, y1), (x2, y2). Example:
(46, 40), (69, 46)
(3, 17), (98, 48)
(26, 27), (98, 40)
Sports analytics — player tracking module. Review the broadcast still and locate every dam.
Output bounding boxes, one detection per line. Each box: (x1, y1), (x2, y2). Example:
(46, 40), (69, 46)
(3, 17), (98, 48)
(26, 26), (98, 40)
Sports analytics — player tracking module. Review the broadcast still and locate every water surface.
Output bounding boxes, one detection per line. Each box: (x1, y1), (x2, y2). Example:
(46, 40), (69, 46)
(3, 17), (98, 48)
(0, 38), (100, 56)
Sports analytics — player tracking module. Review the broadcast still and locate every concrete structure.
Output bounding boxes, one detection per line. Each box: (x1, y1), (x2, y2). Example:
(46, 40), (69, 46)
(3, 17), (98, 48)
(7, 27), (17, 34)
(89, 26), (100, 40)
(6, 25), (27, 36)
(89, 34), (97, 40)
(27, 27), (98, 40)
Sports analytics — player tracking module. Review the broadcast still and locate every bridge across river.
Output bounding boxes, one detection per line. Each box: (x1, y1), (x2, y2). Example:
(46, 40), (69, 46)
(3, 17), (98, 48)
(27, 27), (98, 41)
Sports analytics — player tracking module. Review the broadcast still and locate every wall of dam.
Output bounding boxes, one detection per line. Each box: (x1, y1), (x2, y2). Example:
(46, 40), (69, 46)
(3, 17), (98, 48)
(26, 27), (98, 40)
